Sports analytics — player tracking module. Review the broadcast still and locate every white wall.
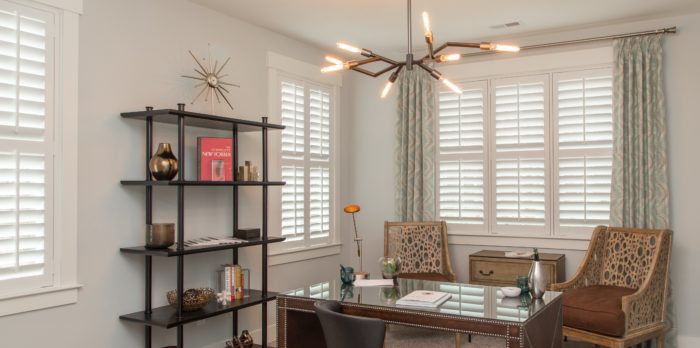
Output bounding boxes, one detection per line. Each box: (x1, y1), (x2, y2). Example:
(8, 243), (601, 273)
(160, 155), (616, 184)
(341, 12), (700, 344)
(0, 0), (340, 347)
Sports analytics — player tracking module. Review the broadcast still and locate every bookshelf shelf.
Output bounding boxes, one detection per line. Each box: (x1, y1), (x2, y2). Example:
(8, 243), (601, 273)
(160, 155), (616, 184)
(119, 290), (278, 328)
(119, 105), (282, 348)
(120, 237), (285, 257)
(120, 180), (285, 186)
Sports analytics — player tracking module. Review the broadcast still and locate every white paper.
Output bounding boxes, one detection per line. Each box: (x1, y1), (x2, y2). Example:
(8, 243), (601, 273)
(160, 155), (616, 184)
(505, 251), (534, 258)
(352, 279), (395, 287)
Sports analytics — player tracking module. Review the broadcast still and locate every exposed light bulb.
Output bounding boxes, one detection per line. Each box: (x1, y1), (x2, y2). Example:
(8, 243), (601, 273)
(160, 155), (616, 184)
(438, 54), (461, 62)
(325, 56), (343, 66)
(441, 77), (462, 94)
(422, 11), (431, 35)
(481, 42), (521, 52)
(321, 64), (344, 73)
(337, 42), (361, 54)
(381, 81), (394, 98)
(493, 44), (520, 52)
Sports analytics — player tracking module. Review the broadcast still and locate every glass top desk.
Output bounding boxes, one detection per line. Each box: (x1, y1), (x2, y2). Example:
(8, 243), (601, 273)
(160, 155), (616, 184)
(276, 278), (562, 348)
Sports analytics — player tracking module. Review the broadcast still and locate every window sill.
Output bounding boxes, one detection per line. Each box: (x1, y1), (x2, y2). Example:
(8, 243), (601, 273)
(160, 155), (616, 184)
(0, 284), (82, 317)
(448, 233), (591, 251)
(269, 242), (342, 266)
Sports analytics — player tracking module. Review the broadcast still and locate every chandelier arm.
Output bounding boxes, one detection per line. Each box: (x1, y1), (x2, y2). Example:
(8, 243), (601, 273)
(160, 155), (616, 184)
(417, 63), (441, 80)
(354, 56), (381, 67)
(421, 42), (483, 61)
(350, 66), (381, 77)
(372, 64), (402, 77)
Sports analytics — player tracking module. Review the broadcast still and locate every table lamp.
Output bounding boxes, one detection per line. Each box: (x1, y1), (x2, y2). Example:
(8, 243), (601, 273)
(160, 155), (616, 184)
(344, 204), (368, 278)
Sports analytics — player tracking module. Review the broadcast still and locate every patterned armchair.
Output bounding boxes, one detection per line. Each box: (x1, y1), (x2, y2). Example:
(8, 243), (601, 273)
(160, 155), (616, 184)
(550, 226), (672, 348)
(384, 221), (456, 282)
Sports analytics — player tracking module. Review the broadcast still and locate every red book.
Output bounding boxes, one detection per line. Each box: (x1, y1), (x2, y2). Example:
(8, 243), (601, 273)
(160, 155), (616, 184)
(198, 137), (233, 181)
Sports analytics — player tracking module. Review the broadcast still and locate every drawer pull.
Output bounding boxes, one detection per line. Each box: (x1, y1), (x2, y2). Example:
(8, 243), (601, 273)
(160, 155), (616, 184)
(479, 270), (494, 276)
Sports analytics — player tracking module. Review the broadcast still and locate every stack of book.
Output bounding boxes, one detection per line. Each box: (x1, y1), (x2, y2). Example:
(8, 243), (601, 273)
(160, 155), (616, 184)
(396, 290), (451, 308)
(223, 264), (245, 300)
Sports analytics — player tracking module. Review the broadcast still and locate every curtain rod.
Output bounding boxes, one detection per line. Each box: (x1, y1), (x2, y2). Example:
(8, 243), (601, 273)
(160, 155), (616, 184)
(459, 26), (677, 58)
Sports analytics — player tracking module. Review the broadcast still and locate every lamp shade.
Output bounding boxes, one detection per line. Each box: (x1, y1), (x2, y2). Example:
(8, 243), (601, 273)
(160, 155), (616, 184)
(344, 204), (361, 214)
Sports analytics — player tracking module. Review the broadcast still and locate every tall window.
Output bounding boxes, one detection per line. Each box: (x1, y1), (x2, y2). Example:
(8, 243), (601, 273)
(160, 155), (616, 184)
(0, 2), (54, 291)
(280, 77), (334, 246)
(437, 68), (612, 238)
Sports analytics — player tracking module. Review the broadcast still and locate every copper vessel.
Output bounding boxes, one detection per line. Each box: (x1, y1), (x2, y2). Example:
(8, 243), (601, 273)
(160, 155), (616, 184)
(149, 143), (178, 180)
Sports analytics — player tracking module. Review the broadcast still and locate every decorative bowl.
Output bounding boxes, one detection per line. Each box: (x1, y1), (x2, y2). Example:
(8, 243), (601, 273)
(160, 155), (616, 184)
(501, 286), (522, 297)
(166, 288), (216, 311)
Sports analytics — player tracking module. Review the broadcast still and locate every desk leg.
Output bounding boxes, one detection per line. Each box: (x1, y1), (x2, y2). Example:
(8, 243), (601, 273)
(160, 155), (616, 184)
(277, 307), (327, 348)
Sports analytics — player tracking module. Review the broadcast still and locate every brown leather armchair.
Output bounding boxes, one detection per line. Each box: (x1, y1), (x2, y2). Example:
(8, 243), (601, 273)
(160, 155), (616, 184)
(550, 226), (672, 348)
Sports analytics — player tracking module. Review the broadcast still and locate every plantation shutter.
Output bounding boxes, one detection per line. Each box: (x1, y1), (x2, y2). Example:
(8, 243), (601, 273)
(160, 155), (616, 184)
(280, 166), (304, 240)
(554, 71), (613, 230)
(0, 4), (52, 284)
(280, 81), (304, 157)
(279, 78), (333, 245)
(309, 88), (330, 239)
(309, 167), (329, 238)
(437, 82), (486, 228)
(492, 76), (548, 230)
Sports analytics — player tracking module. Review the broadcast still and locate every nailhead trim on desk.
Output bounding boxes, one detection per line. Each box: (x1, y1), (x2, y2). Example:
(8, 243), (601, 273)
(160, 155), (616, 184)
(277, 295), (533, 348)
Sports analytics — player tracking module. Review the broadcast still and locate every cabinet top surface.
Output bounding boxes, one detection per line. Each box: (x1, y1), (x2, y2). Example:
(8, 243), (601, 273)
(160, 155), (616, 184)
(121, 108), (285, 132)
(471, 250), (564, 261)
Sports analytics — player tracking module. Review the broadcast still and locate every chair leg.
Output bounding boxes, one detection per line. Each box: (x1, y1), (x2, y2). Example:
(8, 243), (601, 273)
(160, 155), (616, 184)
(454, 333), (461, 348)
(468, 334), (471, 343)
(656, 332), (665, 348)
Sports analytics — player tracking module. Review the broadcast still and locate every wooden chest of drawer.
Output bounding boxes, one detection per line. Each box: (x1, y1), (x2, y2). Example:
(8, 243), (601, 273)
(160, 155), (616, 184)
(469, 250), (565, 287)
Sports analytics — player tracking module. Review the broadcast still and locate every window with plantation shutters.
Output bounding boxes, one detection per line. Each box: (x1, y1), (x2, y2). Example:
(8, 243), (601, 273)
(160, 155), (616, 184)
(554, 69), (613, 235)
(0, 2), (53, 288)
(436, 67), (612, 238)
(437, 81), (486, 229)
(279, 77), (334, 246)
(492, 76), (549, 233)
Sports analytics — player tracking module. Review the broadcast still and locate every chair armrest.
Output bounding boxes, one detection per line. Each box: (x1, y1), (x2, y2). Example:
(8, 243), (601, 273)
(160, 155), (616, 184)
(621, 230), (672, 334)
(550, 226), (608, 292)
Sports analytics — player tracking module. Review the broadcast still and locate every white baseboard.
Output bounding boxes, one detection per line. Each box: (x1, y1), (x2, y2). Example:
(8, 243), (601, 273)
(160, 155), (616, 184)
(200, 324), (277, 348)
(678, 335), (700, 348)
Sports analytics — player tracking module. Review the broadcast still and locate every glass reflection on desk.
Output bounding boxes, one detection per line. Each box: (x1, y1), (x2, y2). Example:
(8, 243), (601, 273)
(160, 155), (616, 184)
(282, 278), (560, 323)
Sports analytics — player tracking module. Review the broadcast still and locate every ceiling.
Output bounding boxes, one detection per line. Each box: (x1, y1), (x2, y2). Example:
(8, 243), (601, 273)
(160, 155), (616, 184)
(192, 0), (700, 58)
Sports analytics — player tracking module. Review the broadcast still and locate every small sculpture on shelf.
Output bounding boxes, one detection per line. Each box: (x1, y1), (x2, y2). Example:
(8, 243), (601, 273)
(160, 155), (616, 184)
(149, 143), (178, 180)
(225, 330), (254, 348)
(237, 160), (260, 181)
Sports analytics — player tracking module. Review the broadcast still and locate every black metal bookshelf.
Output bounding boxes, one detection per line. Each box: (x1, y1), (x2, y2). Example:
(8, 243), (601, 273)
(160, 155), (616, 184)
(120, 105), (284, 348)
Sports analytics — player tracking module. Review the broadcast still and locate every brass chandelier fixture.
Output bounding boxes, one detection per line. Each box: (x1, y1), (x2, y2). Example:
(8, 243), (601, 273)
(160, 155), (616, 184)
(321, 0), (520, 97)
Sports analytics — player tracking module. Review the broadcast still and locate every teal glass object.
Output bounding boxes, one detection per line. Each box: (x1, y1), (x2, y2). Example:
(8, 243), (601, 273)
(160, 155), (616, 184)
(516, 275), (529, 293)
(340, 265), (355, 285)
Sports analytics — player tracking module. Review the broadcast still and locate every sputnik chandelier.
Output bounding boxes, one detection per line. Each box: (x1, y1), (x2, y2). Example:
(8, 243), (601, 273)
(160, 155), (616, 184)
(321, 0), (520, 97)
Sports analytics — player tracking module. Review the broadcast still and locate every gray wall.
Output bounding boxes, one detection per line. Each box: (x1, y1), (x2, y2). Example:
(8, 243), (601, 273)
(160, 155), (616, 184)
(339, 12), (700, 346)
(0, 0), (340, 347)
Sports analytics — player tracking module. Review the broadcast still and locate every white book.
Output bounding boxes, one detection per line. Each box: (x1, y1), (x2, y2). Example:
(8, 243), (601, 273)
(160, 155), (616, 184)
(396, 290), (451, 308)
(353, 279), (394, 287)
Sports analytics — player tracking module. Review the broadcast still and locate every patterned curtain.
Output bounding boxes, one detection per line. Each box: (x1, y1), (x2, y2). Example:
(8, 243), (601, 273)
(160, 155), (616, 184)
(395, 68), (436, 221)
(610, 34), (675, 347)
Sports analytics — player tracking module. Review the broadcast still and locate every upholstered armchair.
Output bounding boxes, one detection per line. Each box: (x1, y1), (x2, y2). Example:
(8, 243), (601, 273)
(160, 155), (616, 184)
(550, 226), (672, 348)
(384, 221), (456, 283)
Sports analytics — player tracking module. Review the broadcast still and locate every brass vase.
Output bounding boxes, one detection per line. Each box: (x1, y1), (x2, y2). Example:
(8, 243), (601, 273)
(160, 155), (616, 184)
(149, 143), (178, 180)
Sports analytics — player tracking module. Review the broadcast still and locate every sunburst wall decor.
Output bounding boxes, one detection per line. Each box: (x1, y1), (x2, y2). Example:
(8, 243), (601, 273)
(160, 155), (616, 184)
(182, 47), (239, 110)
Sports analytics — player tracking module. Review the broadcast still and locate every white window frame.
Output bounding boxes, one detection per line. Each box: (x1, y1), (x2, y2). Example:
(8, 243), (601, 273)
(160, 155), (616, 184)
(0, 0), (81, 317)
(267, 52), (341, 263)
(435, 46), (613, 250)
